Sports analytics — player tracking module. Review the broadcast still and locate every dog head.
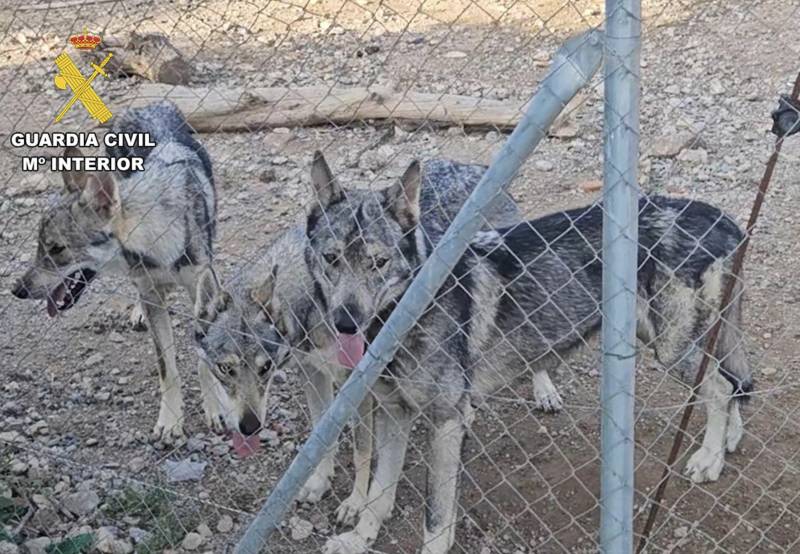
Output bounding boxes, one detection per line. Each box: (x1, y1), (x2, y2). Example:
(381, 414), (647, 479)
(304, 151), (422, 367)
(193, 266), (292, 455)
(11, 147), (120, 316)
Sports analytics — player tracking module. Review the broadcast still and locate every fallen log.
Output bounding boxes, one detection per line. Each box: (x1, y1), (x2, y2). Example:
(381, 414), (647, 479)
(116, 84), (589, 133)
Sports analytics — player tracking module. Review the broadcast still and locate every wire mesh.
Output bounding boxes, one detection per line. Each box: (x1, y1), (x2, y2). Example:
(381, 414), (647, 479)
(0, 1), (799, 553)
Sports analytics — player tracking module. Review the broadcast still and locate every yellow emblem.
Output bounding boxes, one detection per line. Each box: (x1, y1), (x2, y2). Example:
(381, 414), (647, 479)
(54, 28), (113, 124)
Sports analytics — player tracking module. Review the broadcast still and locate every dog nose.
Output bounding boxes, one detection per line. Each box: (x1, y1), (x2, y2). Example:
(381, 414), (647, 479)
(333, 305), (358, 335)
(11, 281), (29, 299)
(239, 410), (261, 436)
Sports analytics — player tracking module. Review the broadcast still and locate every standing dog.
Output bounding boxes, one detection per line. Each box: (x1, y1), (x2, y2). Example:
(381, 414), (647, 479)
(192, 157), (526, 522)
(304, 153), (751, 554)
(11, 101), (226, 443)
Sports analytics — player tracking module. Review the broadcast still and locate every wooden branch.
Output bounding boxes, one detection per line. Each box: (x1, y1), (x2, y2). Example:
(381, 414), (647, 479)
(117, 84), (587, 133)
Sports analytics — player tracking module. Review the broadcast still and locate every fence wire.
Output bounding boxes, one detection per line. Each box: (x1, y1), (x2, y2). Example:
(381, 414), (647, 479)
(0, 1), (799, 554)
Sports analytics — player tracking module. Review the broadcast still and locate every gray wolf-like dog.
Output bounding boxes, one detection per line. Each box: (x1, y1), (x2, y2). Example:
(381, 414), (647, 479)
(304, 152), (751, 554)
(11, 101), (226, 443)
(192, 157), (525, 520)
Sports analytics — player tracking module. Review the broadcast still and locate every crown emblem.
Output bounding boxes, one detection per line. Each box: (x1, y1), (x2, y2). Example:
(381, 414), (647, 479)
(69, 28), (102, 50)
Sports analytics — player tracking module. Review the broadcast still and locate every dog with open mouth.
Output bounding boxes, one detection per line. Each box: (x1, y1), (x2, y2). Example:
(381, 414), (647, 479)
(10, 101), (228, 444)
(192, 156), (523, 519)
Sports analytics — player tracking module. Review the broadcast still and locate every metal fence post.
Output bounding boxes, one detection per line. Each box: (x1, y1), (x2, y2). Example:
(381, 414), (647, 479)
(234, 29), (605, 554)
(600, 0), (641, 552)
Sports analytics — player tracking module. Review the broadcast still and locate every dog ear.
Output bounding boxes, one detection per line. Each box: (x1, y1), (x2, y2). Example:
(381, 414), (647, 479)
(80, 173), (119, 220)
(194, 267), (220, 334)
(62, 147), (88, 192)
(309, 151), (342, 207)
(385, 160), (421, 228)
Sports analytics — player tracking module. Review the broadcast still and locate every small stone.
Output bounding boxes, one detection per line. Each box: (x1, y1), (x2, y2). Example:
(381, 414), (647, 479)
(85, 353), (104, 367)
(128, 527), (151, 544)
(96, 527), (134, 554)
(217, 514), (234, 533)
(0, 431), (25, 445)
(673, 526), (689, 539)
(442, 50), (468, 59)
(0, 543), (19, 554)
(579, 179), (602, 193)
(677, 148), (708, 164)
(23, 538), (51, 554)
(181, 532), (204, 551)
(651, 131), (696, 158)
(61, 490), (100, 516)
(85, 438), (99, 446)
(289, 516), (314, 541)
(196, 523), (213, 538)
(762, 367), (777, 376)
(10, 459), (28, 475)
(127, 457), (146, 473)
(534, 160), (554, 172)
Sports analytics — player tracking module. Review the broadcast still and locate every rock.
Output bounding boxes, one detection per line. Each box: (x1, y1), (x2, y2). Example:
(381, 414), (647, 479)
(10, 459), (28, 475)
(127, 457), (146, 473)
(677, 148), (708, 164)
(196, 523), (212, 538)
(128, 527), (151, 544)
(0, 543), (19, 554)
(61, 490), (100, 516)
(164, 459), (207, 483)
(31, 506), (61, 530)
(23, 538), (51, 554)
(442, 50), (468, 59)
(0, 431), (26, 445)
(181, 532), (204, 551)
(534, 160), (555, 172)
(709, 79), (725, 96)
(579, 179), (602, 193)
(551, 120), (579, 139)
(673, 526), (689, 539)
(650, 131), (697, 158)
(96, 527), (134, 554)
(85, 353), (104, 367)
(762, 367), (777, 376)
(289, 516), (314, 541)
(217, 514), (234, 533)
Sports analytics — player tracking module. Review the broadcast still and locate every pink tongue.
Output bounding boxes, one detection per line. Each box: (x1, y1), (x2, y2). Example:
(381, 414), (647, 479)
(232, 432), (260, 458)
(46, 285), (66, 318)
(336, 333), (365, 369)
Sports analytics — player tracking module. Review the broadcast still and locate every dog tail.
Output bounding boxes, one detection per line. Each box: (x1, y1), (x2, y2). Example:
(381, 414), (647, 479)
(715, 273), (753, 402)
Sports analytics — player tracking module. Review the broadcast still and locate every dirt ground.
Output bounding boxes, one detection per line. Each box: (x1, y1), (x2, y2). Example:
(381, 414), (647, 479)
(2, 0), (800, 552)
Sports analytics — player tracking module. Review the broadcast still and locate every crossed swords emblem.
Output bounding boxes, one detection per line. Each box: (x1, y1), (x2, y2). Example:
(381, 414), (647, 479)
(53, 52), (113, 123)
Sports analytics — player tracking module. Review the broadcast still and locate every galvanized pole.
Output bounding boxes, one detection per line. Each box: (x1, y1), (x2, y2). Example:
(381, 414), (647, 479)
(600, 0), (641, 552)
(234, 29), (605, 554)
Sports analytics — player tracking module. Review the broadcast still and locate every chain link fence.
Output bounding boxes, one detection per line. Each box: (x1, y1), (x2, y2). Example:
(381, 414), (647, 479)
(1, 0), (799, 553)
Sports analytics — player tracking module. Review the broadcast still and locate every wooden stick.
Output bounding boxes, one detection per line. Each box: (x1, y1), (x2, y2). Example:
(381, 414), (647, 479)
(118, 84), (588, 133)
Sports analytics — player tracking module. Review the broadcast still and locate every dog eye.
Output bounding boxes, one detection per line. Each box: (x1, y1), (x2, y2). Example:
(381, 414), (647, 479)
(374, 256), (390, 269)
(217, 363), (237, 377)
(49, 245), (65, 255)
(322, 252), (338, 266)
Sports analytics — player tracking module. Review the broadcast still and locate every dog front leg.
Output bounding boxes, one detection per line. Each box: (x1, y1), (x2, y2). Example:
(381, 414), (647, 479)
(197, 355), (230, 434)
(336, 394), (374, 526)
(685, 369), (731, 483)
(140, 287), (185, 444)
(324, 402), (412, 554)
(297, 365), (336, 503)
(422, 405), (472, 554)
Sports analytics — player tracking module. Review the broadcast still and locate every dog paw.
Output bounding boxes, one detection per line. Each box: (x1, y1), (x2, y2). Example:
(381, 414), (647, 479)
(201, 397), (228, 435)
(297, 471), (332, 503)
(685, 447), (724, 483)
(534, 386), (563, 413)
(336, 491), (368, 526)
(323, 531), (369, 554)
(152, 410), (185, 445)
(129, 302), (147, 331)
